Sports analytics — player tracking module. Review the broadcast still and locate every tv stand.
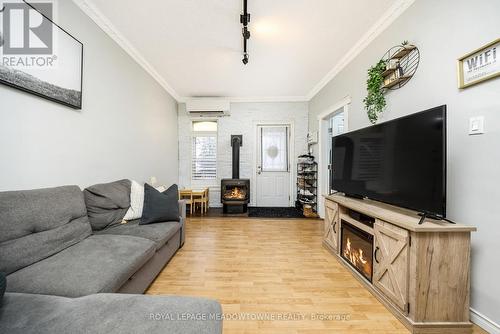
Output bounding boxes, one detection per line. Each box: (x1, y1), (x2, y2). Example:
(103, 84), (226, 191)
(323, 193), (476, 334)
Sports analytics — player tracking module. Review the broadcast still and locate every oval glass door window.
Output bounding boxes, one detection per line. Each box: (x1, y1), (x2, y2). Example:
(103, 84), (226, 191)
(261, 126), (288, 172)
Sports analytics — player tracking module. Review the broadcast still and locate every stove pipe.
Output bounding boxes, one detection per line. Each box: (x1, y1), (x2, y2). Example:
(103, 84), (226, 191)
(231, 135), (242, 179)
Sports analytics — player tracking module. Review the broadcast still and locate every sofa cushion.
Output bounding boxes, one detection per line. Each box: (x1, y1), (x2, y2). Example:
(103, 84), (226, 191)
(0, 272), (5, 304)
(141, 184), (180, 225)
(6, 235), (155, 297)
(96, 219), (181, 250)
(84, 179), (131, 230)
(0, 186), (92, 275)
(0, 292), (223, 334)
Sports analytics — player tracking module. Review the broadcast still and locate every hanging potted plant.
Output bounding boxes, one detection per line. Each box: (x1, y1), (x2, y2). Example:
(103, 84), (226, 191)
(363, 59), (387, 124)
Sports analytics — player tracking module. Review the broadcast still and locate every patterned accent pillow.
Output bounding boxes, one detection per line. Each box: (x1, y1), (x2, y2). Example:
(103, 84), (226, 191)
(123, 180), (145, 221)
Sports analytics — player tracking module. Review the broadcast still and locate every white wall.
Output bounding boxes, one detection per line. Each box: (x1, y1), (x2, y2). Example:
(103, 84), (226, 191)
(179, 102), (308, 207)
(0, 0), (179, 191)
(308, 0), (500, 329)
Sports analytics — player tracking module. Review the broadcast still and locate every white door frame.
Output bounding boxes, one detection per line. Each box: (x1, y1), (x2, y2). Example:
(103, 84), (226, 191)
(317, 97), (350, 218)
(253, 121), (295, 207)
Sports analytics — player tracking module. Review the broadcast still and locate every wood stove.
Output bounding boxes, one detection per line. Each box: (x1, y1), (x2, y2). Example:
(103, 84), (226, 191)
(341, 220), (374, 282)
(221, 135), (250, 213)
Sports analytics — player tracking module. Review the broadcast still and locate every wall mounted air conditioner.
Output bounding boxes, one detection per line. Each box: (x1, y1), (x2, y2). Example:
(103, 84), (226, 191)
(186, 99), (230, 117)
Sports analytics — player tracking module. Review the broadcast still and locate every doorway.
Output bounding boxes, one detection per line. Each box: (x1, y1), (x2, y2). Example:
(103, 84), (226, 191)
(326, 111), (347, 192)
(317, 98), (349, 218)
(256, 124), (291, 207)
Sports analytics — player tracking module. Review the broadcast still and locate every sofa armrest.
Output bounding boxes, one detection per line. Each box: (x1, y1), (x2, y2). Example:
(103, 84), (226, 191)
(178, 200), (187, 247)
(178, 200), (187, 221)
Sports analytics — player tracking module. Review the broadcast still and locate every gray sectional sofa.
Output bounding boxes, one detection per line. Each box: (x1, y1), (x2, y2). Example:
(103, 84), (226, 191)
(0, 183), (222, 334)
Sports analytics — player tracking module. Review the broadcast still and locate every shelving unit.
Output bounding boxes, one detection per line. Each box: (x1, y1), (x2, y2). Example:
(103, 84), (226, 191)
(382, 75), (411, 89)
(381, 44), (420, 90)
(391, 45), (416, 59)
(296, 155), (318, 217)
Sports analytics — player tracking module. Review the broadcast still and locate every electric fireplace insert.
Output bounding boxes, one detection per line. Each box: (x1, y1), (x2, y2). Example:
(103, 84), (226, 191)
(340, 220), (374, 282)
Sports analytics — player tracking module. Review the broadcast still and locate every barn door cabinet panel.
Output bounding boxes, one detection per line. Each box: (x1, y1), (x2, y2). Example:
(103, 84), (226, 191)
(373, 220), (410, 313)
(323, 194), (476, 334)
(323, 201), (339, 252)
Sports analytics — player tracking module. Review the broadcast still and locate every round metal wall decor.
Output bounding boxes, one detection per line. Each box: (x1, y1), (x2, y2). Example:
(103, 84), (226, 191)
(380, 44), (420, 90)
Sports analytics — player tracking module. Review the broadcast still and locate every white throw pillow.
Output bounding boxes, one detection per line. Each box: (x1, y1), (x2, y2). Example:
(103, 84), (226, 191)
(123, 180), (144, 221)
(155, 185), (167, 192)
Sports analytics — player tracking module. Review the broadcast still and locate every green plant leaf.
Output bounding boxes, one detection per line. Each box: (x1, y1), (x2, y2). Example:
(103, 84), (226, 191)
(364, 59), (386, 124)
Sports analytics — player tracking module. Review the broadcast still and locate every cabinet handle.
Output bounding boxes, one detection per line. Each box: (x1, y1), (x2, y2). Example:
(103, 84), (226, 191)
(374, 247), (380, 263)
(333, 221), (337, 233)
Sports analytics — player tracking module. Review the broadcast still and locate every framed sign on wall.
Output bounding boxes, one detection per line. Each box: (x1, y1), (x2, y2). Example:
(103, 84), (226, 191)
(458, 38), (500, 89)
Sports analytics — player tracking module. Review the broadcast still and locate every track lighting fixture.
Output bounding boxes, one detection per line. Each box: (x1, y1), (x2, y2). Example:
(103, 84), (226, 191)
(240, 0), (250, 64)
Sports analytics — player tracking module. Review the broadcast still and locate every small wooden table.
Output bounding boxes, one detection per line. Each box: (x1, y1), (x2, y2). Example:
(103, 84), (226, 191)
(179, 188), (209, 215)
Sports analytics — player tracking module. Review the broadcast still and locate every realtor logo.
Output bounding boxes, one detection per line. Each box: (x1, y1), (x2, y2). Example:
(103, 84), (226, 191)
(1, 1), (53, 55)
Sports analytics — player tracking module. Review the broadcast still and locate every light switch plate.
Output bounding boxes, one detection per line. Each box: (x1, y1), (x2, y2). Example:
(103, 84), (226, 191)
(469, 116), (485, 135)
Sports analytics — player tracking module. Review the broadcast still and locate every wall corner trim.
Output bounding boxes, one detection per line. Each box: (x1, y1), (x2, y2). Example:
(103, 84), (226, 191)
(71, 0), (181, 101)
(470, 307), (500, 334)
(306, 0), (416, 101)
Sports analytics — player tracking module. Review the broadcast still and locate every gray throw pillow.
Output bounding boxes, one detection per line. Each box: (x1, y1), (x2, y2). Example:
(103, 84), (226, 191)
(140, 184), (180, 225)
(83, 179), (131, 230)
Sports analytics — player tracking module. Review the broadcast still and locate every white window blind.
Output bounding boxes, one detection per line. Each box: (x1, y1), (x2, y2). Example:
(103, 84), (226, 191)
(192, 121), (217, 180)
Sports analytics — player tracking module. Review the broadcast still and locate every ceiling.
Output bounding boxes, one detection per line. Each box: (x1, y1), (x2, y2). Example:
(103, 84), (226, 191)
(75, 0), (413, 101)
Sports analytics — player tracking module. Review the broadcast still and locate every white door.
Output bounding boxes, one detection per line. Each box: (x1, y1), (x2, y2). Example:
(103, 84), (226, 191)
(256, 125), (291, 207)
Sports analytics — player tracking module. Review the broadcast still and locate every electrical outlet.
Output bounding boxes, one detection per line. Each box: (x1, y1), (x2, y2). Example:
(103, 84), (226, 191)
(469, 116), (485, 135)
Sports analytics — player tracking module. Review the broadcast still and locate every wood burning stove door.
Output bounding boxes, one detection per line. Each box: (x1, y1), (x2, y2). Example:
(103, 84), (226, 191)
(256, 125), (291, 207)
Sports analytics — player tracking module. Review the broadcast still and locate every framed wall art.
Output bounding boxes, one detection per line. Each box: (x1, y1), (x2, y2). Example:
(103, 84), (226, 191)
(458, 38), (499, 89)
(0, 0), (83, 109)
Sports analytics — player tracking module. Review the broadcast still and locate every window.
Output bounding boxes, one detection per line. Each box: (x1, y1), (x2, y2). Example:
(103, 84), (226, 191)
(260, 126), (289, 172)
(192, 121), (217, 180)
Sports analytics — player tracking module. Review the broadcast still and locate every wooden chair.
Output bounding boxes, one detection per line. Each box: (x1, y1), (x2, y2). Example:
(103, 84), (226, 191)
(192, 189), (205, 215)
(203, 188), (209, 213)
(179, 190), (194, 215)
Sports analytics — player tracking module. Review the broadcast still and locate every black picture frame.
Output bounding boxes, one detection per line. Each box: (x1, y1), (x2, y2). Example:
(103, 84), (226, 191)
(0, 0), (84, 109)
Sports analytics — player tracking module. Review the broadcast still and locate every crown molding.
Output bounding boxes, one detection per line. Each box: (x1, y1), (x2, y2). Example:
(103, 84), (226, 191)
(74, 0), (414, 104)
(72, 0), (181, 101)
(180, 96), (310, 103)
(306, 0), (416, 100)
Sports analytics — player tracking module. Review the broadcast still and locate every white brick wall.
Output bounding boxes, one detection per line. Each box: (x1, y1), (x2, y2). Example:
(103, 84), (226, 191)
(178, 102), (309, 207)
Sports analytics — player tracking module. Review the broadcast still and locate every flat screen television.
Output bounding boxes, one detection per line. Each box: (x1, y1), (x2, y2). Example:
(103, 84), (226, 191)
(331, 105), (446, 218)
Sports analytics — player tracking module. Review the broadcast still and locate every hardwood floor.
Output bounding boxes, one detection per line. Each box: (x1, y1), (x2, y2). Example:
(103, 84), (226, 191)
(147, 216), (487, 334)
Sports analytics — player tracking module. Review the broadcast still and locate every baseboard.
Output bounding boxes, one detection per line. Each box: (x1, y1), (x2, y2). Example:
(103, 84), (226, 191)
(470, 308), (500, 334)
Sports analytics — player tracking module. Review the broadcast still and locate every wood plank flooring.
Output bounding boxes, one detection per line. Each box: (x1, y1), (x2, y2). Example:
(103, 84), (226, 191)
(146, 216), (487, 334)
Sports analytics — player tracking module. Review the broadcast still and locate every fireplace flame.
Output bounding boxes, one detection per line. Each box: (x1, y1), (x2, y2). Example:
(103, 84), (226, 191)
(344, 238), (369, 268)
(224, 187), (246, 200)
